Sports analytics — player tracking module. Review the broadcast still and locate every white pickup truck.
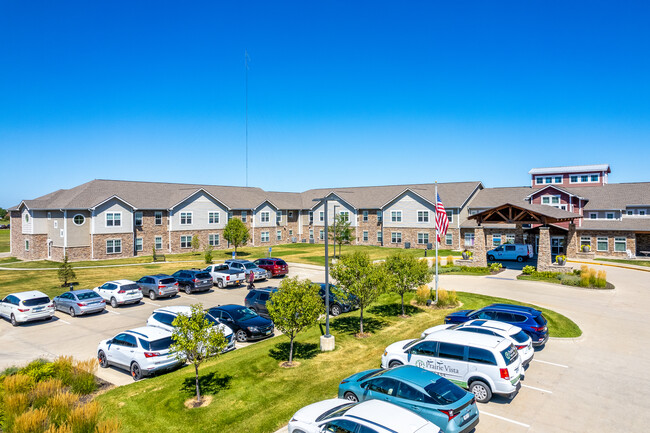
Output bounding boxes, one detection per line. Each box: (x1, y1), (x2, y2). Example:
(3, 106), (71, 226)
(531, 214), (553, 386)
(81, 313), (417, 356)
(204, 264), (246, 288)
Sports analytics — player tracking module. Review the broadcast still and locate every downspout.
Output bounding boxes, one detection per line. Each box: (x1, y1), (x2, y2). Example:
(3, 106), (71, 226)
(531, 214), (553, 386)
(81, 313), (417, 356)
(251, 208), (256, 246)
(91, 208), (95, 259)
(168, 210), (172, 253)
(63, 210), (67, 258)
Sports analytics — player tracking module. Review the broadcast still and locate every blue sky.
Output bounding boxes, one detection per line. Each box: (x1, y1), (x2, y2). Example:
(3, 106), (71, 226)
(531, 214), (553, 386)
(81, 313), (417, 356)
(1, 1), (650, 208)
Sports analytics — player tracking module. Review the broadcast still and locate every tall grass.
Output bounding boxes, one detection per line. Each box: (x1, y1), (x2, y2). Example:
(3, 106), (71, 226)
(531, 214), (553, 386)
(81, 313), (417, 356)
(11, 408), (48, 433)
(436, 288), (459, 308)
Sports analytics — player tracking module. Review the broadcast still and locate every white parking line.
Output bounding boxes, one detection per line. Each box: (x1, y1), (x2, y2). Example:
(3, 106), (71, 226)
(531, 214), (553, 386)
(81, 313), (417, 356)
(141, 300), (161, 307)
(533, 359), (569, 368)
(522, 384), (553, 394)
(107, 310), (121, 315)
(182, 296), (198, 301)
(57, 319), (71, 325)
(480, 411), (530, 428)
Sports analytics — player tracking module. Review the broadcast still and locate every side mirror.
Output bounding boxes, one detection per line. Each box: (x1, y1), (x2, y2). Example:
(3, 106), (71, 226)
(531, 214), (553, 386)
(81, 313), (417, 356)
(107, 339), (113, 345)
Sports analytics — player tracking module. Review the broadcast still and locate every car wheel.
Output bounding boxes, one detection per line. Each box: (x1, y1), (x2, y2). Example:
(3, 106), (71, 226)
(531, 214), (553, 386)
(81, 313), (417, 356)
(69, 307), (76, 317)
(235, 330), (248, 342)
(185, 285), (192, 295)
(343, 392), (359, 402)
(487, 255), (495, 261)
(98, 350), (108, 368)
(470, 380), (492, 403)
(130, 362), (143, 381)
(110, 297), (118, 308)
(217, 279), (224, 289)
(10, 314), (18, 327)
(388, 360), (403, 368)
(330, 304), (342, 316)
(149, 290), (156, 300)
(517, 256), (524, 262)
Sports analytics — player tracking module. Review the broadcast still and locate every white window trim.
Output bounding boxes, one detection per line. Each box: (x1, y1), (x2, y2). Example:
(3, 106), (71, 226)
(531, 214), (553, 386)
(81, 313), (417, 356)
(309, 229), (314, 239)
(154, 236), (163, 250)
(363, 231), (368, 241)
(417, 232), (429, 244)
(154, 211), (163, 225)
(614, 237), (626, 252)
(417, 210), (429, 223)
(391, 232), (402, 243)
(261, 212), (270, 223)
(391, 210), (403, 223)
(134, 211), (143, 226)
(319, 211), (324, 222)
(606, 212), (615, 220)
(59, 229), (64, 238)
(25, 240), (29, 251)
(54, 220), (58, 229)
(106, 212), (122, 227)
(209, 233), (220, 246)
(446, 210), (453, 223)
(106, 239), (122, 254)
(242, 210), (247, 223)
(445, 233), (453, 246)
(288, 211), (293, 219)
(180, 212), (193, 225)
(72, 214), (85, 226)
(492, 234), (502, 246)
(47, 212), (51, 220)
(261, 231), (270, 242)
(363, 211), (369, 222)
(208, 211), (220, 224)
(319, 230), (324, 240)
(377, 210), (383, 222)
(276, 211), (283, 224)
(596, 237), (608, 252)
(276, 230), (282, 240)
(464, 233), (475, 247)
(570, 173), (601, 184)
(590, 213), (598, 219)
(135, 237), (143, 252)
(180, 235), (192, 248)
(377, 231), (383, 242)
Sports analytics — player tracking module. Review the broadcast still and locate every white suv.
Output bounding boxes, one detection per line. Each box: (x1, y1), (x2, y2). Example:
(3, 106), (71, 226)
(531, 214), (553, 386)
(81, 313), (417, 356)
(147, 306), (236, 352)
(93, 280), (143, 308)
(288, 398), (440, 433)
(97, 326), (183, 380)
(0, 291), (55, 326)
(421, 319), (534, 367)
(382, 330), (523, 403)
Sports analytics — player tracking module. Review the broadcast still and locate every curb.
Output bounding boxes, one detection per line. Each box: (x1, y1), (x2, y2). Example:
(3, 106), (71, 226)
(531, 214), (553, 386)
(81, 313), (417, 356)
(567, 259), (650, 273)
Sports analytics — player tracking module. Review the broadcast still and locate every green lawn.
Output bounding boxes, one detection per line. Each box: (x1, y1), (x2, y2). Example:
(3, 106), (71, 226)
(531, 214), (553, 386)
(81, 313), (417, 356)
(595, 258), (650, 268)
(95, 291), (580, 433)
(0, 230), (8, 253)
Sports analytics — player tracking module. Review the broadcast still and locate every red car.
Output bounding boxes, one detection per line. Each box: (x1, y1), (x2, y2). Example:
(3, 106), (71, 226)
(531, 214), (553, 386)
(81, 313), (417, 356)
(253, 258), (289, 277)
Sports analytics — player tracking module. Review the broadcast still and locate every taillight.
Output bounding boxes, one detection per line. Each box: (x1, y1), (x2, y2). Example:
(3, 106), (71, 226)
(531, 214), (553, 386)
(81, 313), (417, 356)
(158, 285), (165, 289)
(340, 380), (349, 384)
(118, 290), (126, 294)
(226, 276), (230, 281)
(500, 368), (510, 380)
(194, 278), (199, 283)
(531, 326), (544, 332)
(76, 303), (87, 307)
(48, 303), (54, 308)
(144, 352), (160, 358)
(439, 409), (459, 421)
(174, 282), (179, 286)
(516, 344), (527, 350)
(17, 308), (30, 312)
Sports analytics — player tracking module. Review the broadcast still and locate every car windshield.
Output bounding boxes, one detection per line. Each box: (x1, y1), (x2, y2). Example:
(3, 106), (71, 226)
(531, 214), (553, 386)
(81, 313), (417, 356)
(534, 314), (547, 326)
(403, 337), (424, 350)
(244, 263), (257, 270)
(77, 292), (101, 300)
(511, 330), (529, 344)
(425, 378), (467, 405)
(230, 307), (258, 321)
(159, 278), (175, 285)
(144, 336), (174, 351)
(121, 284), (139, 291)
(22, 297), (50, 306)
(315, 403), (355, 422)
(196, 273), (211, 279)
(501, 344), (519, 365)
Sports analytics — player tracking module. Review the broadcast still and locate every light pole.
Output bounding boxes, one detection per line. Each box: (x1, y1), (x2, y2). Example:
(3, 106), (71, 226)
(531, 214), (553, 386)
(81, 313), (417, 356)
(314, 197), (335, 351)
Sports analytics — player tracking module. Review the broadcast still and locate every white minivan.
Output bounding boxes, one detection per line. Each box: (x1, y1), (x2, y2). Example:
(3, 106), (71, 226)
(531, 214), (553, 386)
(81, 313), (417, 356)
(381, 330), (523, 403)
(486, 244), (534, 262)
(0, 291), (55, 326)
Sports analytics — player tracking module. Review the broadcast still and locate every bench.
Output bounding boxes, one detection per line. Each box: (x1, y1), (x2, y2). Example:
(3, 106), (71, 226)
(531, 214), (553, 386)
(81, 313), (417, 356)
(153, 253), (166, 262)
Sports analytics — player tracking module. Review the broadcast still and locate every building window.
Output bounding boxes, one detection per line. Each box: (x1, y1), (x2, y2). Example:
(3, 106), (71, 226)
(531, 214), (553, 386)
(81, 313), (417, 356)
(465, 233), (475, 247)
(492, 234), (502, 246)
(319, 211), (324, 222)
(614, 237), (626, 252)
(445, 234), (453, 246)
(73, 214), (85, 226)
(241, 210), (247, 223)
(309, 211), (314, 224)
(627, 210), (634, 215)
(505, 234), (515, 244)
(180, 212), (192, 225)
(363, 231), (368, 242)
(261, 212), (270, 223)
(54, 221), (58, 229)
(276, 211), (282, 224)
(60, 229), (64, 238)
(106, 212), (121, 227)
(545, 177), (552, 184)
(155, 211), (163, 225)
(581, 175), (588, 182)
(417, 233), (429, 244)
(606, 213), (614, 220)
(289, 229), (293, 236)
(377, 231), (383, 243)
(276, 230), (282, 241)
(591, 174), (599, 182)
(391, 232), (402, 243)
(309, 229), (314, 239)
(134, 212), (142, 226)
(207, 212), (220, 224)
(580, 236), (591, 249)
(377, 210), (383, 223)
(135, 237), (143, 252)
(180, 235), (192, 248)
(469, 209), (479, 216)
(106, 239), (122, 254)
(24, 213), (29, 223)
(209, 234), (219, 246)
(339, 211), (349, 222)
(555, 176), (562, 183)
(319, 230), (324, 240)
(536, 177), (543, 184)
(417, 211), (429, 223)
(288, 211), (293, 219)
(590, 213), (597, 219)
(154, 236), (163, 250)
(641, 210), (647, 216)
(363, 211), (369, 222)
(446, 211), (453, 223)
(47, 212), (51, 220)
(25, 240), (29, 251)
(228, 212), (233, 221)
(391, 211), (402, 222)
(261, 231), (270, 242)
(596, 237), (608, 251)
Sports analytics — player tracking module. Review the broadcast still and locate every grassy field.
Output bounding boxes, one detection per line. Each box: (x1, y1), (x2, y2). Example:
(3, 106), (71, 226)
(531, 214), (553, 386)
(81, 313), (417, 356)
(95, 291), (580, 433)
(595, 258), (650, 268)
(0, 230), (8, 253)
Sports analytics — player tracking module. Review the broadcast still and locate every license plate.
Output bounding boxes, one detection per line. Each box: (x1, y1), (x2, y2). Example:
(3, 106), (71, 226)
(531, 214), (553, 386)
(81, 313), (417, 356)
(34, 307), (44, 311)
(463, 413), (470, 421)
(265, 330), (271, 335)
(129, 291), (137, 295)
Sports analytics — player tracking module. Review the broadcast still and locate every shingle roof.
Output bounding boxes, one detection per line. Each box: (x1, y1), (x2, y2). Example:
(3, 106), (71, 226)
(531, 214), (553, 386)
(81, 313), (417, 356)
(468, 202), (582, 223)
(528, 164), (610, 175)
(579, 219), (650, 232)
(467, 186), (533, 209)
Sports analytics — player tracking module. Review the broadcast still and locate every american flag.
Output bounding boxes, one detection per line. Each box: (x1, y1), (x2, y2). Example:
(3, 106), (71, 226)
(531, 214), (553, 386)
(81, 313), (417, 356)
(436, 193), (449, 242)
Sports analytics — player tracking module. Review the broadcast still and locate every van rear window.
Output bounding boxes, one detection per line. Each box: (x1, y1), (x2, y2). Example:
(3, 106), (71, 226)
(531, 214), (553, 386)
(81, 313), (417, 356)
(22, 297), (51, 307)
(501, 345), (519, 365)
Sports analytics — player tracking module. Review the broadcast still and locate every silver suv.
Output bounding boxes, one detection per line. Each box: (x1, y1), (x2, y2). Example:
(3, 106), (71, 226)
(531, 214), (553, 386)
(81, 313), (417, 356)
(225, 259), (269, 281)
(136, 274), (179, 300)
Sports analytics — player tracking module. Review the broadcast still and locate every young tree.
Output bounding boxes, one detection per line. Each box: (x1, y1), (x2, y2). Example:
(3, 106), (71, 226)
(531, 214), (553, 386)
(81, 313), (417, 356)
(57, 254), (76, 287)
(384, 253), (432, 316)
(170, 304), (227, 404)
(329, 213), (353, 257)
(204, 245), (214, 264)
(223, 218), (250, 256)
(267, 277), (323, 364)
(330, 252), (386, 335)
(0, 207), (7, 220)
(191, 234), (201, 254)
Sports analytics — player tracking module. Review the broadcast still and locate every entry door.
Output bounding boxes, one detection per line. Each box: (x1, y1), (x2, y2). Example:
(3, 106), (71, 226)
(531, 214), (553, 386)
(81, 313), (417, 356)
(551, 238), (565, 255)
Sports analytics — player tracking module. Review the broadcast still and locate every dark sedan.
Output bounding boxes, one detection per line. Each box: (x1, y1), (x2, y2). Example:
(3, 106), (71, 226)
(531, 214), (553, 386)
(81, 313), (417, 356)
(318, 283), (357, 316)
(207, 304), (274, 342)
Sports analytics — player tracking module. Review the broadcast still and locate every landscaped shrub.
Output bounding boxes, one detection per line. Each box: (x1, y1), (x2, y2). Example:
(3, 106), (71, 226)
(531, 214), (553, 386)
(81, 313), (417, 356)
(595, 270), (607, 288)
(446, 255), (454, 266)
(11, 407), (48, 433)
(415, 285), (431, 305)
(43, 392), (78, 428)
(489, 262), (502, 272)
(436, 288), (459, 308)
(31, 379), (63, 409)
(522, 265), (536, 275)
(67, 401), (100, 433)
(21, 360), (55, 383)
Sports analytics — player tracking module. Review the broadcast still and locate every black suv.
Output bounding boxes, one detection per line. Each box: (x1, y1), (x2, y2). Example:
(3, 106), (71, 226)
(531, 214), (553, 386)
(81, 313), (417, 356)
(318, 283), (357, 316)
(244, 288), (278, 318)
(171, 269), (213, 294)
(207, 304), (274, 342)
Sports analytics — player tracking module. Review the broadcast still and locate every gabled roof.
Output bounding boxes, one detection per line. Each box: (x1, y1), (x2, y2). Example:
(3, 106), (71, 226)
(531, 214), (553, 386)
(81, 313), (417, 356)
(574, 183), (650, 210)
(468, 186), (533, 209)
(524, 185), (586, 200)
(468, 202), (582, 225)
(528, 164), (611, 175)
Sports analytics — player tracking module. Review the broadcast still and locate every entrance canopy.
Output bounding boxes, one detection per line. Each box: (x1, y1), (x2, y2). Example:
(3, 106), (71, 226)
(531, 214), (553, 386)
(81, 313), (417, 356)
(468, 202), (582, 226)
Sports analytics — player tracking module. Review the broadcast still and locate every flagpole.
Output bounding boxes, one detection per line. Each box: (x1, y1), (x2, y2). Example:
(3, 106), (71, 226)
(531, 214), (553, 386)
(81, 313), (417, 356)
(435, 182), (439, 304)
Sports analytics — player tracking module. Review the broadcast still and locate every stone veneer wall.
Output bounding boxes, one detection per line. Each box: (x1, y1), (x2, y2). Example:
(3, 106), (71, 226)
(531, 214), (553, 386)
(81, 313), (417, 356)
(357, 211), (382, 246)
(135, 211), (169, 255)
(575, 231), (636, 257)
(92, 233), (135, 260)
(537, 227), (553, 271)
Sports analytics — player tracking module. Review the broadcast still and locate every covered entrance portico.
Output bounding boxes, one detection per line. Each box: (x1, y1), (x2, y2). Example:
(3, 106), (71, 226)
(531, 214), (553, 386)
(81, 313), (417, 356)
(467, 202), (582, 272)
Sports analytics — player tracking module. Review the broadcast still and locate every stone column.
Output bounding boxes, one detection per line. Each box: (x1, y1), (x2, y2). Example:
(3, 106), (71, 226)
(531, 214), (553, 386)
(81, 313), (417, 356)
(515, 225), (525, 244)
(566, 223), (578, 258)
(473, 226), (488, 267)
(538, 226), (552, 272)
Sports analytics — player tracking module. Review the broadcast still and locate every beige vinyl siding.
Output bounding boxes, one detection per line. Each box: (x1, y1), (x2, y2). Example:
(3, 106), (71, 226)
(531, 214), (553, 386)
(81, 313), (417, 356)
(171, 192), (229, 230)
(94, 198), (133, 234)
(311, 196), (356, 227)
(383, 191), (435, 228)
(255, 203), (277, 228)
(66, 210), (91, 247)
(21, 208), (33, 234)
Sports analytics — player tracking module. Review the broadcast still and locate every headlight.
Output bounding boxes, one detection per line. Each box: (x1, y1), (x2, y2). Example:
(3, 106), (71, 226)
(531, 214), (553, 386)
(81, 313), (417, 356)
(248, 326), (259, 332)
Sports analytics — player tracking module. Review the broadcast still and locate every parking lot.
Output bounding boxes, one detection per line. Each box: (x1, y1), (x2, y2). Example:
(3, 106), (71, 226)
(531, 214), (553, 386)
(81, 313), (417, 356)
(1, 260), (649, 432)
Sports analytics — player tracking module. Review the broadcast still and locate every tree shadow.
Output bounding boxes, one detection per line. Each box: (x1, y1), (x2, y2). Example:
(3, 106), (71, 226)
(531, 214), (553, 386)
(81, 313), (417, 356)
(328, 316), (388, 335)
(268, 342), (319, 361)
(181, 372), (233, 397)
(220, 251), (251, 257)
(368, 303), (421, 317)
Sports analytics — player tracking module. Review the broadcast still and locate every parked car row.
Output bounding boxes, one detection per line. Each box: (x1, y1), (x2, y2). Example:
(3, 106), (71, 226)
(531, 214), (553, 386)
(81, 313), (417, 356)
(288, 303), (549, 433)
